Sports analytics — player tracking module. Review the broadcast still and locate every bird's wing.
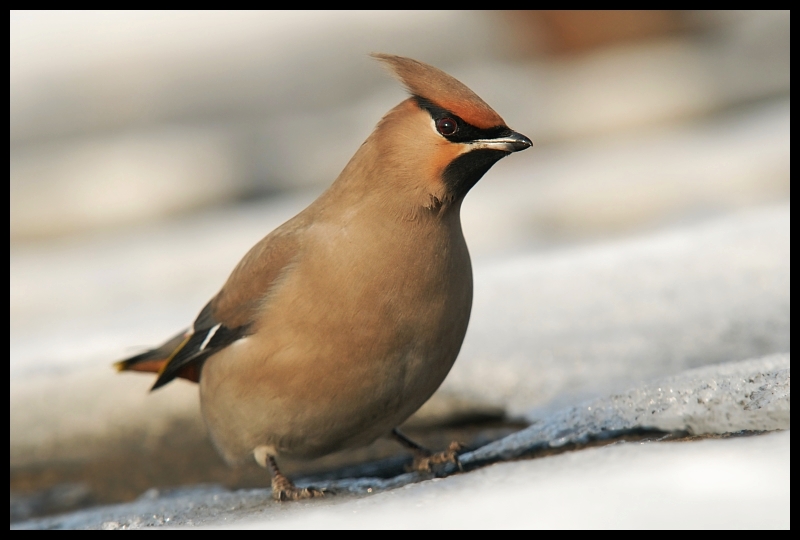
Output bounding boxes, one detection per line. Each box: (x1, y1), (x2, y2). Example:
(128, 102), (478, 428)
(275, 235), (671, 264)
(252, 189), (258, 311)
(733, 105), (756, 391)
(117, 225), (302, 391)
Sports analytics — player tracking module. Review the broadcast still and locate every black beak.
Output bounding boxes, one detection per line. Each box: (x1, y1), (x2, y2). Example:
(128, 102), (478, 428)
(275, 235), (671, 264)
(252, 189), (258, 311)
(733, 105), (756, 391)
(470, 130), (533, 153)
(500, 131), (533, 152)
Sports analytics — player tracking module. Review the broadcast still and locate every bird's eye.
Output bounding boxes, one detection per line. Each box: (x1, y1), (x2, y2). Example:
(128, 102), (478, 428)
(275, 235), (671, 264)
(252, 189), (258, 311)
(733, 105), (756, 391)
(436, 117), (458, 136)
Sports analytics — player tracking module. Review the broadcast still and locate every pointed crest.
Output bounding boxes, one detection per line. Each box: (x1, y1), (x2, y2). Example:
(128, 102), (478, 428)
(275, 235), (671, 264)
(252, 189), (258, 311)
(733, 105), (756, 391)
(372, 53), (505, 130)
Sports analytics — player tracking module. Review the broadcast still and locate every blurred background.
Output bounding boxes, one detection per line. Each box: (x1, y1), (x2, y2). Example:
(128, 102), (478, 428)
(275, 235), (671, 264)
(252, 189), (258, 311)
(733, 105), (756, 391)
(10, 10), (790, 523)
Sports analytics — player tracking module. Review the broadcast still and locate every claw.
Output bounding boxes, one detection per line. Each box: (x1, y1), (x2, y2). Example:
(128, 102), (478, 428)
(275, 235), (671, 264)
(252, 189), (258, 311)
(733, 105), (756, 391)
(272, 485), (325, 502)
(267, 453), (326, 502)
(409, 441), (465, 473)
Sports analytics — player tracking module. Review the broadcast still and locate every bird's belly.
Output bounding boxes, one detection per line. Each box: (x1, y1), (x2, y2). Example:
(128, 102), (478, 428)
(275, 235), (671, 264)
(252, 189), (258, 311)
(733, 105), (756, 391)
(199, 280), (470, 464)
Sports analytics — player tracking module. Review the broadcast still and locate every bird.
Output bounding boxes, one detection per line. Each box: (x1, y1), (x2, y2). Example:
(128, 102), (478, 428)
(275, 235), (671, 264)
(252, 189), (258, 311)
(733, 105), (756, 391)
(115, 53), (532, 501)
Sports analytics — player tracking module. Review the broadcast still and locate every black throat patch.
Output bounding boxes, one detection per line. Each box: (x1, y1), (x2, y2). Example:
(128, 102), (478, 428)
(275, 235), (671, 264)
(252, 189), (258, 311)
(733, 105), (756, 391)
(442, 149), (509, 200)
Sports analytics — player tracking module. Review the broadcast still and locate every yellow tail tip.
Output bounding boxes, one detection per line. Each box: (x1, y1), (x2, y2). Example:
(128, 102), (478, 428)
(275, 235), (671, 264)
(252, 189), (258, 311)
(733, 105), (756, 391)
(114, 360), (128, 372)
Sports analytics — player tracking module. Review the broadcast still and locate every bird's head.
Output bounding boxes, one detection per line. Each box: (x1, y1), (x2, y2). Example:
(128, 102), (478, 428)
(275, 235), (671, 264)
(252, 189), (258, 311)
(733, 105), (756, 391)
(351, 53), (531, 213)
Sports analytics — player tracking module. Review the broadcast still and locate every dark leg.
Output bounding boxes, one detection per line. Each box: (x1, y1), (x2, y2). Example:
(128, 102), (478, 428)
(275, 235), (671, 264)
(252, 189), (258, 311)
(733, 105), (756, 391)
(391, 428), (432, 454)
(265, 455), (325, 502)
(391, 428), (464, 473)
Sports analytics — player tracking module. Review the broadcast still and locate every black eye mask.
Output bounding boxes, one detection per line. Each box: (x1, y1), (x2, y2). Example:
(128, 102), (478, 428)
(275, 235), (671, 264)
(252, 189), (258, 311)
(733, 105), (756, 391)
(413, 96), (513, 144)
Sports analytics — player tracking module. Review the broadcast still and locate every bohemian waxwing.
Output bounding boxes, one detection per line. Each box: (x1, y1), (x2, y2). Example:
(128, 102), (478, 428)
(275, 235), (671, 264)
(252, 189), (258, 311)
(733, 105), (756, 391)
(116, 53), (532, 500)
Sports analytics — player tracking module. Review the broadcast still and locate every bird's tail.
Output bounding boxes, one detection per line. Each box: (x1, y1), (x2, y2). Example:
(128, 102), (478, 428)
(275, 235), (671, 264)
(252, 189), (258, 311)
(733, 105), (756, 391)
(114, 330), (201, 384)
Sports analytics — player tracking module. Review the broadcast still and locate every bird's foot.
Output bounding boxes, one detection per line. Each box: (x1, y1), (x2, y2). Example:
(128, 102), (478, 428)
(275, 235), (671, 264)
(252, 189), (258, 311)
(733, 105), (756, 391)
(409, 441), (464, 473)
(271, 475), (325, 502)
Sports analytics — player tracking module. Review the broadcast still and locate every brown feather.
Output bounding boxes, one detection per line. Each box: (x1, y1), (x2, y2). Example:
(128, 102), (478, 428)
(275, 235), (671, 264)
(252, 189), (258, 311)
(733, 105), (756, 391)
(210, 225), (303, 329)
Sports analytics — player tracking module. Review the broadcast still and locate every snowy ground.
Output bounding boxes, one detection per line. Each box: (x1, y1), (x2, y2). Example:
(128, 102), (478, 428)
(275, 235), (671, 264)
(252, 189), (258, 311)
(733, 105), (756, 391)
(13, 355), (789, 528)
(14, 432), (791, 529)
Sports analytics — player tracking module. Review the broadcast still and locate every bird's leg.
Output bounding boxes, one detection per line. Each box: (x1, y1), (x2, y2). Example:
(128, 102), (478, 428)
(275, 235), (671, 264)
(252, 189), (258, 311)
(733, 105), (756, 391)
(266, 455), (326, 501)
(391, 428), (464, 473)
(254, 447), (324, 501)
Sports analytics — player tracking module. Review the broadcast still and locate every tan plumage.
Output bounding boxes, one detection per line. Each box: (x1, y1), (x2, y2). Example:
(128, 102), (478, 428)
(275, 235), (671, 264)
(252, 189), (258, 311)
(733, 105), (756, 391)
(116, 54), (531, 500)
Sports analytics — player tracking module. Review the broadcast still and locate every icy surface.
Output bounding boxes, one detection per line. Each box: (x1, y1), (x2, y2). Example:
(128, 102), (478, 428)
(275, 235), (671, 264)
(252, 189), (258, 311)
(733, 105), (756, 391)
(231, 432), (790, 530)
(14, 356), (789, 529)
(15, 431), (789, 529)
(461, 354), (789, 466)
